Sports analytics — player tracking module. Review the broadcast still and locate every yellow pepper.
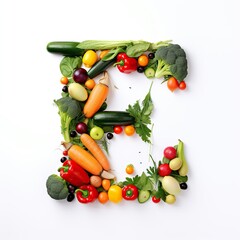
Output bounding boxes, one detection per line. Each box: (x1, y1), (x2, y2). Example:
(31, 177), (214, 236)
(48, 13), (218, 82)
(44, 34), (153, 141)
(108, 185), (122, 203)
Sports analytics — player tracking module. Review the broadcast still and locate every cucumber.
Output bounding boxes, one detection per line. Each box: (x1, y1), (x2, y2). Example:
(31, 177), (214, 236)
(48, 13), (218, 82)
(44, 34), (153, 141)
(88, 58), (116, 79)
(92, 111), (135, 126)
(46, 42), (85, 56)
(144, 67), (155, 79)
(138, 190), (151, 203)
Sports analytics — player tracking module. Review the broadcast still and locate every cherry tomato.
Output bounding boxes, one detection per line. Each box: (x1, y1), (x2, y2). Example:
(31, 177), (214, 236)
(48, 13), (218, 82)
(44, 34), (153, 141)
(167, 77), (179, 92)
(125, 164), (134, 174)
(158, 163), (172, 177)
(60, 76), (69, 85)
(179, 81), (187, 90)
(85, 79), (96, 90)
(102, 179), (111, 191)
(114, 126), (123, 134)
(152, 196), (161, 203)
(163, 146), (177, 160)
(124, 125), (135, 136)
(62, 150), (68, 156)
(98, 191), (109, 204)
(138, 55), (149, 67)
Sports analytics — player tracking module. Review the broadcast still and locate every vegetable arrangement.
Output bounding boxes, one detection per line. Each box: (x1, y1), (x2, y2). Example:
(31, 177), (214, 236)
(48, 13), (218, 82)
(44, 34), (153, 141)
(46, 39), (190, 205)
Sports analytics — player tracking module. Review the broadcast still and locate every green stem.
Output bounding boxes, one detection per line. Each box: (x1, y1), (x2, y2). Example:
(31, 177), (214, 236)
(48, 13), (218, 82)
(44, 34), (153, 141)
(113, 60), (124, 67)
(58, 166), (69, 172)
(75, 189), (89, 197)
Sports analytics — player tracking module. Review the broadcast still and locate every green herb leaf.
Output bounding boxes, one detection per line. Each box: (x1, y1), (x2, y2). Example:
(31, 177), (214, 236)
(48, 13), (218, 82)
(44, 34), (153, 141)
(170, 173), (188, 183)
(126, 42), (151, 57)
(60, 56), (82, 77)
(126, 82), (154, 143)
(102, 47), (125, 61)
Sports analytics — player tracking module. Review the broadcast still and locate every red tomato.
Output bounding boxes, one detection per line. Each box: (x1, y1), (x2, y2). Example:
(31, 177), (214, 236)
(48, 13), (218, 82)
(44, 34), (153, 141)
(163, 146), (177, 160)
(62, 150), (68, 156)
(179, 81), (187, 90)
(167, 77), (179, 92)
(114, 126), (123, 134)
(152, 196), (161, 203)
(158, 163), (172, 177)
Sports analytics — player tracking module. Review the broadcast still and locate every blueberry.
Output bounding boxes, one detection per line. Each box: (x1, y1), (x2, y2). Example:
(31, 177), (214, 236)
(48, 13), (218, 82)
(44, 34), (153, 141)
(62, 85), (68, 93)
(137, 66), (145, 73)
(107, 132), (114, 140)
(70, 130), (77, 138)
(180, 182), (188, 190)
(148, 52), (155, 59)
(60, 157), (67, 163)
(67, 193), (75, 202)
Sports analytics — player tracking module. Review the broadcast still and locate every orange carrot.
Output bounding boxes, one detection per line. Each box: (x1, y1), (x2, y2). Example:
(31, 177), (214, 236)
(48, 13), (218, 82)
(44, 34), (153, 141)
(68, 144), (103, 175)
(83, 71), (109, 118)
(80, 133), (110, 171)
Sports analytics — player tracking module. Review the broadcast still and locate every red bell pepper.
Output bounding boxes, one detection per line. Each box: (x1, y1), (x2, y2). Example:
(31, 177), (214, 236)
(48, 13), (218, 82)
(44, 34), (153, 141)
(122, 184), (138, 200)
(114, 52), (138, 73)
(58, 159), (90, 187)
(75, 185), (98, 204)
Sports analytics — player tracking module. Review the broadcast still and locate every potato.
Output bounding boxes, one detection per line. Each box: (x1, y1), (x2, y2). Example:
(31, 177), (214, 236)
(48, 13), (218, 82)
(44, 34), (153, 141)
(162, 176), (181, 195)
(68, 82), (88, 101)
(169, 157), (183, 170)
(90, 175), (102, 188)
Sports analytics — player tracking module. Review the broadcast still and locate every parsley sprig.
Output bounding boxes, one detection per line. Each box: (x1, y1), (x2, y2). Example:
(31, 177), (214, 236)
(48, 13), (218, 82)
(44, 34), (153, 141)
(126, 82), (154, 143)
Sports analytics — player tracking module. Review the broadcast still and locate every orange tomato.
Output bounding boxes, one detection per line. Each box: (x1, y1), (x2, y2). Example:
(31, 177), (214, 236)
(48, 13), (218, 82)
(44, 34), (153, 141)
(138, 55), (149, 67)
(98, 191), (109, 204)
(99, 50), (109, 59)
(85, 79), (96, 90)
(124, 125), (135, 136)
(125, 164), (134, 174)
(102, 179), (111, 191)
(167, 77), (179, 92)
(179, 81), (187, 90)
(60, 76), (68, 85)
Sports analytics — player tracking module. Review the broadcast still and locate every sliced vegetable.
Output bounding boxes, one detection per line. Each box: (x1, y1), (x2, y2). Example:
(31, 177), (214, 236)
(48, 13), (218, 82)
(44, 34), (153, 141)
(80, 133), (110, 171)
(144, 67), (155, 78)
(83, 71), (109, 118)
(138, 190), (151, 203)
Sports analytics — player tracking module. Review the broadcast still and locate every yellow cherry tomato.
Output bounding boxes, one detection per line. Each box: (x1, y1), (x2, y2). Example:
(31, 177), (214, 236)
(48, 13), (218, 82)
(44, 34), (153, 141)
(165, 194), (176, 204)
(125, 164), (134, 174)
(60, 76), (69, 85)
(124, 125), (135, 136)
(108, 185), (122, 203)
(102, 179), (111, 191)
(138, 54), (149, 67)
(85, 79), (96, 90)
(82, 50), (98, 68)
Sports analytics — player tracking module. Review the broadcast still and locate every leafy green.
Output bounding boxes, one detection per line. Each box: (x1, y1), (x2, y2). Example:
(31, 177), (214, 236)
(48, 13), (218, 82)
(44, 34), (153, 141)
(60, 56), (82, 77)
(126, 82), (154, 143)
(126, 42), (151, 57)
(171, 172), (188, 183)
(102, 47), (125, 61)
(123, 172), (153, 191)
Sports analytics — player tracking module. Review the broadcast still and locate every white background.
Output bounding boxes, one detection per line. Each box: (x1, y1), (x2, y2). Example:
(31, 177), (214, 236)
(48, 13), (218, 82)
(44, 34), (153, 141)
(0, 0), (239, 239)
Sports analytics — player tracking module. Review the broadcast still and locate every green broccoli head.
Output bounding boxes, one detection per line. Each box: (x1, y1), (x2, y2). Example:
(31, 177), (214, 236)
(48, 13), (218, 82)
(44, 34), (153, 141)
(46, 174), (68, 200)
(155, 44), (188, 81)
(54, 97), (82, 142)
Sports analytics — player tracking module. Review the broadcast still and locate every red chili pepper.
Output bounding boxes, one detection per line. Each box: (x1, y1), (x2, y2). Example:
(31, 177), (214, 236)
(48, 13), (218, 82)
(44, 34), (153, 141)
(58, 159), (90, 187)
(75, 185), (98, 204)
(114, 52), (138, 73)
(122, 184), (138, 200)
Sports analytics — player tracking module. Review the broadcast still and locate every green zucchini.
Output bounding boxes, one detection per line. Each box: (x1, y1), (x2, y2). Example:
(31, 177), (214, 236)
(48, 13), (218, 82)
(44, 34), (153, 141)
(88, 58), (116, 79)
(92, 111), (135, 126)
(46, 42), (85, 56)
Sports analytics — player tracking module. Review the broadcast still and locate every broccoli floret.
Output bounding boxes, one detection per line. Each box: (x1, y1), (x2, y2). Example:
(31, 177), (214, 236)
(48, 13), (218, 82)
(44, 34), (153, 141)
(155, 44), (188, 81)
(46, 174), (68, 200)
(54, 97), (82, 143)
